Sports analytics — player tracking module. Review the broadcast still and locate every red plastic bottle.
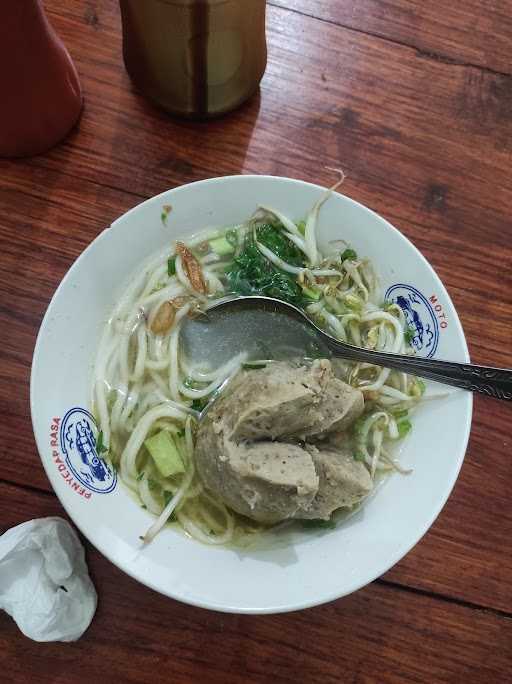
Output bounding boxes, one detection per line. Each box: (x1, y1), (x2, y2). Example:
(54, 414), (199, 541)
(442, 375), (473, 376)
(0, 1), (82, 158)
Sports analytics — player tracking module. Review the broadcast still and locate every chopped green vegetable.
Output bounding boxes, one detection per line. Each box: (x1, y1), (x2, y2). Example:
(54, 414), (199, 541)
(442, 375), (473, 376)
(301, 518), (336, 530)
(95, 430), (108, 455)
(161, 205), (172, 226)
(397, 419), (412, 438)
(191, 398), (207, 412)
(391, 409), (409, 419)
(136, 471), (145, 482)
(144, 430), (185, 477)
(141, 504), (147, 510)
(147, 477), (159, 491)
(302, 286), (321, 301)
(225, 229), (238, 247)
(404, 327), (415, 344)
(410, 378), (426, 398)
(210, 236), (235, 256)
(340, 248), (358, 262)
(167, 256), (176, 276)
(296, 220), (306, 236)
(242, 361), (268, 370)
(353, 450), (366, 462)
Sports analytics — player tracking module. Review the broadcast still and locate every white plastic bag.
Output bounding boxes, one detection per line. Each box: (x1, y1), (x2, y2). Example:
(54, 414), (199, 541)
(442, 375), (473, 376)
(0, 517), (97, 641)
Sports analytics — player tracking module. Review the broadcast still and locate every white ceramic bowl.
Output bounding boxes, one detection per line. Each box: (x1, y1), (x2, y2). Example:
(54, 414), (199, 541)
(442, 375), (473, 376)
(31, 176), (472, 613)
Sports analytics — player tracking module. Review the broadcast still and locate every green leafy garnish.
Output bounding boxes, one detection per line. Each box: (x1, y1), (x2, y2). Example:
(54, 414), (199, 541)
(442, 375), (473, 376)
(95, 430), (108, 455)
(136, 471), (145, 482)
(226, 224), (306, 306)
(397, 419), (412, 438)
(141, 504), (147, 510)
(404, 326), (415, 344)
(147, 477), (159, 491)
(161, 204), (172, 226)
(296, 220), (306, 236)
(191, 398), (207, 412)
(353, 450), (366, 462)
(301, 518), (336, 530)
(168, 256), (176, 276)
(340, 248), (358, 262)
(257, 224), (304, 265)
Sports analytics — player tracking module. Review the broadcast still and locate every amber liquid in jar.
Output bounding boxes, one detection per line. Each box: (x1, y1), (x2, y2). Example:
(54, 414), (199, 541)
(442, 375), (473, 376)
(119, 0), (267, 118)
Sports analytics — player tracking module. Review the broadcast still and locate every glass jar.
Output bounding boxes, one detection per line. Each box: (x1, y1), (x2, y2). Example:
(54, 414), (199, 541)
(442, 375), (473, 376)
(119, 0), (267, 118)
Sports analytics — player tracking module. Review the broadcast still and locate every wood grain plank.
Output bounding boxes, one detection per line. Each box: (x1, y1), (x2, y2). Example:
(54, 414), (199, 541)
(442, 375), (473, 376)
(0, 157), (511, 613)
(1, 481), (511, 684)
(270, 0), (512, 75)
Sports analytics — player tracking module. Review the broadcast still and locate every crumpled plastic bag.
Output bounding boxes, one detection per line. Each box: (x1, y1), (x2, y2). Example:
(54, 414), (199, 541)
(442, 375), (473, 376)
(0, 517), (97, 642)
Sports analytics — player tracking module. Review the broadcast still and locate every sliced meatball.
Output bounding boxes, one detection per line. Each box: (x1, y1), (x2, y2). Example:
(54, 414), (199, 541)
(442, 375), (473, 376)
(297, 444), (373, 520)
(195, 427), (319, 524)
(208, 359), (363, 441)
(195, 358), (368, 525)
(211, 360), (330, 441)
(305, 376), (364, 437)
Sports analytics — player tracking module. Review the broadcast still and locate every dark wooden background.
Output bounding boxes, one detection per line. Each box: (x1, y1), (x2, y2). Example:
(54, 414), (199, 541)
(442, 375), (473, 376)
(1, 1), (511, 681)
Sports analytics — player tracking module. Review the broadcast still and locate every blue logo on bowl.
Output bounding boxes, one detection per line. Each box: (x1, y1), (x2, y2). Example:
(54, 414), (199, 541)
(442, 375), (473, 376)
(59, 408), (117, 494)
(385, 284), (439, 358)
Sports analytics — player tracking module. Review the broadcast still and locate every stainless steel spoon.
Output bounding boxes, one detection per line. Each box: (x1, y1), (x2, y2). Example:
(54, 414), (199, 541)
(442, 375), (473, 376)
(181, 295), (512, 401)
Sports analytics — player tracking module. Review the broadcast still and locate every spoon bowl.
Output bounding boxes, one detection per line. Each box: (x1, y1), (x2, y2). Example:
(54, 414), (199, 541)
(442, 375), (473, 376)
(183, 295), (512, 401)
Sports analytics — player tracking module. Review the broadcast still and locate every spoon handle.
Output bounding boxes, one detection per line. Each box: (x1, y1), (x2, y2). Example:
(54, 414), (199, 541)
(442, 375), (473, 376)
(323, 340), (512, 401)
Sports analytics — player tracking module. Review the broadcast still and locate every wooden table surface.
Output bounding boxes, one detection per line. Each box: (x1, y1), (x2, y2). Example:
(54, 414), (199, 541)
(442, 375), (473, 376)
(1, 1), (511, 681)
